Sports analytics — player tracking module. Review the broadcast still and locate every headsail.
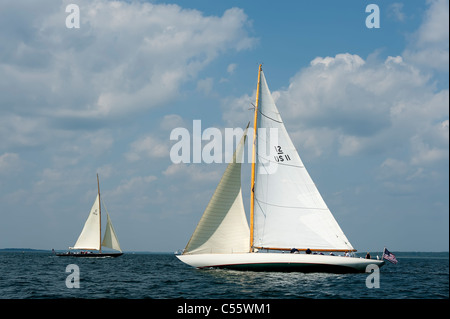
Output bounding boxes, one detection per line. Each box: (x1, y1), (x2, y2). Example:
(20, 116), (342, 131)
(252, 69), (355, 252)
(183, 126), (250, 254)
(102, 210), (122, 252)
(73, 194), (101, 250)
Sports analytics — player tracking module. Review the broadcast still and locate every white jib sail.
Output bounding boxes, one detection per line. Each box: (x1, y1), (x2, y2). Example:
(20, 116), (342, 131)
(253, 70), (354, 251)
(102, 210), (122, 252)
(73, 194), (101, 250)
(184, 127), (250, 254)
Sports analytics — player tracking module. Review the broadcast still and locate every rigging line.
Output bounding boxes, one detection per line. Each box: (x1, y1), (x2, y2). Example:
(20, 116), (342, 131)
(255, 197), (267, 217)
(254, 198), (329, 211)
(256, 132), (302, 155)
(257, 130), (302, 147)
(253, 199), (267, 247)
(258, 109), (283, 123)
(101, 198), (109, 216)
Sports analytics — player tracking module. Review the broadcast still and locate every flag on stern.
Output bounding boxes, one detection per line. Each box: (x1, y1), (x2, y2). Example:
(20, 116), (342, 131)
(382, 247), (398, 264)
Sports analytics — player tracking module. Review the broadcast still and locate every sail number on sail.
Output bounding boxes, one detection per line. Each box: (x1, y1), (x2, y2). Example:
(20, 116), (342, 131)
(273, 145), (291, 162)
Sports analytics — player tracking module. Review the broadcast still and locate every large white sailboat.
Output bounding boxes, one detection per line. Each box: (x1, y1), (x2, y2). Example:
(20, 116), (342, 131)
(56, 174), (123, 258)
(176, 65), (384, 272)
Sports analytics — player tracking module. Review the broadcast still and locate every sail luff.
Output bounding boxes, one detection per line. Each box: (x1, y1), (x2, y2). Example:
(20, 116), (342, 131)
(250, 64), (262, 253)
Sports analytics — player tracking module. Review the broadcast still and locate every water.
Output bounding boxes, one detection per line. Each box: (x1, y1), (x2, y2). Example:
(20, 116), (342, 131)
(0, 252), (448, 299)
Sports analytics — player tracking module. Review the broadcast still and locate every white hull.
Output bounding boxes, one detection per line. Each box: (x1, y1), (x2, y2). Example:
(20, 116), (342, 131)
(177, 253), (385, 273)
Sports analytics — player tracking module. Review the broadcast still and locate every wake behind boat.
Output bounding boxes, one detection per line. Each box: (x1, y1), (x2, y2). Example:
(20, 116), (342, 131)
(176, 65), (384, 273)
(56, 174), (123, 258)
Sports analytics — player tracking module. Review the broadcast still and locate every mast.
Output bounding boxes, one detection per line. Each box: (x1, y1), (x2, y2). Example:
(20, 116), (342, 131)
(97, 173), (101, 253)
(250, 64), (262, 252)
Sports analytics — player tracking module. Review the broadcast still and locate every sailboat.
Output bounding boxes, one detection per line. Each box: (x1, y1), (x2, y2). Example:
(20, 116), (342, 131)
(56, 174), (123, 258)
(176, 65), (385, 272)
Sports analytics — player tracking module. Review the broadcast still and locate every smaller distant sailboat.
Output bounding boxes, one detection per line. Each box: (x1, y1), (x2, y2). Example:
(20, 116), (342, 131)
(56, 174), (123, 258)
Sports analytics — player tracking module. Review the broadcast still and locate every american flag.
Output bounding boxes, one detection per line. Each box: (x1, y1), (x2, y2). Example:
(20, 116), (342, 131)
(382, 248), (398, 264)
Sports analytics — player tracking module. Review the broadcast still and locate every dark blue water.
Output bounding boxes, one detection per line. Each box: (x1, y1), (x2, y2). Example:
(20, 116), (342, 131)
(0, 252), (448, 299)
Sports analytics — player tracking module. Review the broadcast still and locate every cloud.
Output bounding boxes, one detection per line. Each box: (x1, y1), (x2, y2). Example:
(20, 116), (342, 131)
(110, 175), (157, 197)
(0, 153), (20, 174)
(261, 0), (449, 174)
(269, 53), (448, 164)
(403, 0), (449, 71)
(222, 93), (255, 127)
(223, 0), (448, 202)
(227, 63), (238, 74)
(0, 0), (256, 151)
(126, 135), (169, 162)
(0, 1), (256, 225)
(388, 3), (406, 22)
(196, 77), (214, 95)
(159, 114), (186, 131)
(163, 163), (222, 183)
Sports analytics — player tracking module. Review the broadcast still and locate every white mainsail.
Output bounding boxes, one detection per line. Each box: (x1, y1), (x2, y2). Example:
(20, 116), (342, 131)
(183, 126), (250, 254)
(73, 194), (101, 251)
(252, 70), (354, 251)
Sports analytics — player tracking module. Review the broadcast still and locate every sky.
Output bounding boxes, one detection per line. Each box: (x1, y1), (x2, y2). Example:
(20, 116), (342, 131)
(0, 0), (448, 252)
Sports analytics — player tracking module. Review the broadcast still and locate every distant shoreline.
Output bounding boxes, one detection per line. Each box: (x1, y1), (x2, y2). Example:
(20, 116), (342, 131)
(0, 248), (50, 252)
(0, 248), (448, 258)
